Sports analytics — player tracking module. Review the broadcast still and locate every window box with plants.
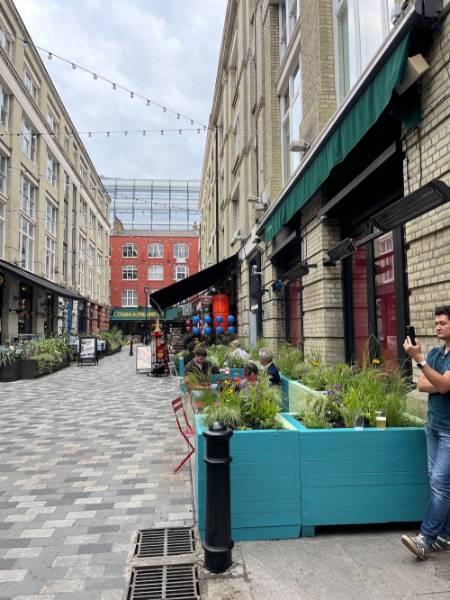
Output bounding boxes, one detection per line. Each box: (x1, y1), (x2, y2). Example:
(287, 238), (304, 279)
(0, 348), (20, 381)
(282, 361), (429, 537)
(194, 375), (301, 542)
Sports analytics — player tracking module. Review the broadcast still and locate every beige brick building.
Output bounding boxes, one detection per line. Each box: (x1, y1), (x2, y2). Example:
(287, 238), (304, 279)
(0, 0), (110, 342)
(200, 0), (450, 372)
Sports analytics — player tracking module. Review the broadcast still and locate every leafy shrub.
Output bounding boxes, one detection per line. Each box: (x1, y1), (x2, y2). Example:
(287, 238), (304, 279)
(98, 328), (123, 353)
(276, 343), (304, 380)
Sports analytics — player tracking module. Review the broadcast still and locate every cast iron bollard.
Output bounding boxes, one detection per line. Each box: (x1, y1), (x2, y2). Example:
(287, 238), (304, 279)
(202, 422), (234, 573)
(129, 339), (133, 356)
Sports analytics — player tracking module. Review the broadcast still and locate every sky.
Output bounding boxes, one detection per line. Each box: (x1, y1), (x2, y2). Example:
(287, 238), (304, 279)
(14, 0), (228, 180)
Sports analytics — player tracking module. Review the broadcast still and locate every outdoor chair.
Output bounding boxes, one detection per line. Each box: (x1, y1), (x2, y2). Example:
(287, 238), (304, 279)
(171, 396), (195, 474)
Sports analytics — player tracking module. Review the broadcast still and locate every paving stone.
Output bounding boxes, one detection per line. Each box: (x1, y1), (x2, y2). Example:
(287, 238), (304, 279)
(0, 353), (193, 597)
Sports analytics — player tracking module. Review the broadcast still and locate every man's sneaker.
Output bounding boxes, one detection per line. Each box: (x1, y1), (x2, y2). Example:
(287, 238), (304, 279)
(401, 533), (432, 560)
(432, 536), (450, 552)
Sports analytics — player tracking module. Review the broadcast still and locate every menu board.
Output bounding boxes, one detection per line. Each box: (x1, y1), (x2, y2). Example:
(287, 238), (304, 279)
(79, 337), (98, 365)
(136, 345), (153, 373)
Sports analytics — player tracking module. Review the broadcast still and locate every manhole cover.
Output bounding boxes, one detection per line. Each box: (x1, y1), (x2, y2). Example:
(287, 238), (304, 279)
(127, 564), (200, 600)
(135, 527), (195, 558)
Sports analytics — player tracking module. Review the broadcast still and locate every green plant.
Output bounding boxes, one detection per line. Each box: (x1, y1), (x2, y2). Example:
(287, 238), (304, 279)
(276, 343), (304, 380)
(224, 353), (246, 368)
(239, 374), (282, 429)
(0, 348), (14, 368)
(98, 328), (123, 352)
(207, 344), (230, 368)
(249, 338), (270, 361)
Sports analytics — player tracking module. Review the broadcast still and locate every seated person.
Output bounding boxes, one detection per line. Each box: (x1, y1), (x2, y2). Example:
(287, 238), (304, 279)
(226, 339), (250, 362)
(258, 348), (281, 386)
(183, 341), (196, 366)
(184, 347), (219, 386)
(239, 362), (259, 388)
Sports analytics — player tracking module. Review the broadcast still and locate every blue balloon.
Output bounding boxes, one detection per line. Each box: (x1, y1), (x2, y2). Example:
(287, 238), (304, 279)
(192, 327), (200, 336)
(192, 316), (200, 325)
(215, 315), (223, 323)
(204, 315), (212, 324)
(227, 326), (235, 334)
(227, 315), (235, 324)
(204, 327), (212, 335)
(216, 326), (224, 335)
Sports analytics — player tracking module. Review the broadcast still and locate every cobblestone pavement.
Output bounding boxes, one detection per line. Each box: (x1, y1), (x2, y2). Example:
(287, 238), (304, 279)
(0, 350), (193, 600)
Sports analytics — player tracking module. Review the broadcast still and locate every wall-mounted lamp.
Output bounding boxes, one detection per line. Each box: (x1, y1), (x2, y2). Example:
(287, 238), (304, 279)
(251, 264), (262, 276)
(290, 140), (310, 153)
(323, 238), (357, 266)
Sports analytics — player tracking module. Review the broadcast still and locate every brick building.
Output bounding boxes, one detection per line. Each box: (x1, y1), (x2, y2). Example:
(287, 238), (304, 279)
(109, 230), (199, 335)
(199, 0), (450, 374)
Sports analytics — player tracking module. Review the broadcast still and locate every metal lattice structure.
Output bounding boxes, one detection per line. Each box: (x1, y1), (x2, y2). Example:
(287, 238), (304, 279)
(101, 177), (200, 231)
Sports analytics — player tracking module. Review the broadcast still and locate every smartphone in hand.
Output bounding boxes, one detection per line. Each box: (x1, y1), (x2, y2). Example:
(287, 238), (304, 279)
(405, 325), (416, 346)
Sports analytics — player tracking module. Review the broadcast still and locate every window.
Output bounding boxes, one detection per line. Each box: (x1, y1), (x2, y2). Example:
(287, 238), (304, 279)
(47, 106), (58, 135)
(0, 20), (13, 57)
(64, 129), (70, 154)
(22, 119), (37, 161)
(122, 265), (138, 280)
(79, 160), (87, 181)
(148, 265), (164, 280)
(47, 153), (58, 187)
(80, 200), (87, 226)
(334, 0), (395, 103)
(0, 82), (9, 127)
(279, 0), (301, 59)
(96, 251), (102, 299)
(122, 243), (137, 258)
(174, 265), (188, 280)
(23, 67), (39, 102)
(122, 289), (137, 307)
(21, 176), (36, 217)
(19, 216), (34, 271)
(89, 210), (96, 231)
(45, 200), (57, 236)
(280, 63), (303, 182)
(233, 116), (240, 161)
(0, 202), (4, 258)
(79, 236), (85, 293)
(148, 243), (163, 258)
(62, 242), (68, 283)
(0, 153), (7, 195)
(73, 143), (78, 166)
(173, 243), (189, 259)
(44, 235), (55, 281)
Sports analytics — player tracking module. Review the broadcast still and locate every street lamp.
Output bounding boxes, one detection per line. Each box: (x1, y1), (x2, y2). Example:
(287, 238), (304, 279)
(143, 286), (151, 344)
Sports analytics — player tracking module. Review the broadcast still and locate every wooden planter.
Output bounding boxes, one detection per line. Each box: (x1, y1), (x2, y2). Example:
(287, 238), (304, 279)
(280, 376), (327, 413)
(283, 414), (429, 537)
(194, 414), (301, 542)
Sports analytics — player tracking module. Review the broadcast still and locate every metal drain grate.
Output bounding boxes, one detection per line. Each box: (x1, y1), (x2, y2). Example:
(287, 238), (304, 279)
(127, 564), (200, 600)
(135, 527), (195, 558)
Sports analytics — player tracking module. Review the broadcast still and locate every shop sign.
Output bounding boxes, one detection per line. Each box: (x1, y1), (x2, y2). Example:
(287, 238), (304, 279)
(110, 308), (158, 321)
(201, 296), (212, 306)
(182, 303), (192, 316)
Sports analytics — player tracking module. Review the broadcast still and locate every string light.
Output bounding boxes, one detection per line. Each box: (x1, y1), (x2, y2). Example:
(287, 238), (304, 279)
(0, 128), (205, 139)
(14, 33), (208, 129)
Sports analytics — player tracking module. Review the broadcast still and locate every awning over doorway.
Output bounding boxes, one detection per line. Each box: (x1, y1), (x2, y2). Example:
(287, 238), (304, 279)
(149, 254), (238, 311)
(263, 33), (411, 241)
(0, 259), (85, 301)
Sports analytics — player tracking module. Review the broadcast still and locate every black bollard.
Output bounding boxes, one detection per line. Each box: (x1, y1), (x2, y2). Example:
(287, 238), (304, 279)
(129, 339), (133, 356)
(202, 422), (234, 573)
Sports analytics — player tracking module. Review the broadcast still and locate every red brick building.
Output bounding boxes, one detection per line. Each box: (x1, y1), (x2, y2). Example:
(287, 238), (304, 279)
(109, 230), (199, 334)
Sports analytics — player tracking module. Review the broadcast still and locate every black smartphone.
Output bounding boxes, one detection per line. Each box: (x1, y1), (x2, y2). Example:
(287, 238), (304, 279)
(405, 325), (416, 346)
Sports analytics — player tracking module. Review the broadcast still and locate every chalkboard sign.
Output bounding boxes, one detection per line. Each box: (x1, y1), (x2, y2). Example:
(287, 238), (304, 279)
(136, 345), (152, 373)
(78, 336), (98, 366)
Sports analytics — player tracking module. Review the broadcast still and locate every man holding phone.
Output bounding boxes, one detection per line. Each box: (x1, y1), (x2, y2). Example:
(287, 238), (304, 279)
(401, 306), (450, 560)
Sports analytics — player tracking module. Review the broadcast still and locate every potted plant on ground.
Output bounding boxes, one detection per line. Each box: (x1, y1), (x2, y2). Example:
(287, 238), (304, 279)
(0, 348), (20, 382)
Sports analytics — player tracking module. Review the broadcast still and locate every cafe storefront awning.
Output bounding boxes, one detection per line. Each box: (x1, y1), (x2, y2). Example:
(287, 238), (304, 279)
(261, 31), (412, 241)
(149, 253), (238, 311)
(0, 258), (85, 301)
(110, 308), (159, 321)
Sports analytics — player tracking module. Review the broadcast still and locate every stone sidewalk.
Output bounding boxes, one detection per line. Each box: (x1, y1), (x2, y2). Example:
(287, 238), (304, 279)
(0, 350), (193, 600)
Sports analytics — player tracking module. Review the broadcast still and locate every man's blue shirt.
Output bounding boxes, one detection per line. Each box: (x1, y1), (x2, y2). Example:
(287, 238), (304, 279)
(426, 345), (450, 431)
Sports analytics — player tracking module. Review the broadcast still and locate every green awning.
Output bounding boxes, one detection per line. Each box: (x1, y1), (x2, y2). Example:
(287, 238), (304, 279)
(110, 308), (158, 321)
(264, 33), (410, 241)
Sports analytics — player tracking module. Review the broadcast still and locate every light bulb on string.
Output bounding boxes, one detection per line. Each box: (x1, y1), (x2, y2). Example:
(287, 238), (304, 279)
(163, 107), (167, 113)
(112, 83), (116, 90)
(130, 92), (134, 98)
(161, 130), (164, 135)
(146, 99), (151, 106)
(48, 52), (52, 60)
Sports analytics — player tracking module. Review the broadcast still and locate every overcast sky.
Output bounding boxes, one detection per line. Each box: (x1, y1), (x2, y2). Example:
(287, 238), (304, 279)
(14, 0), (227, 180)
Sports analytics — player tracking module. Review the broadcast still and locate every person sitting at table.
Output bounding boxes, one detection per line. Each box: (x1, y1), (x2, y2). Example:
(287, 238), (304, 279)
(184, 347), (219, 382)
(239, 362), (259, 388)
(225, 339), (250, 363)
(258, 348), (281, 386)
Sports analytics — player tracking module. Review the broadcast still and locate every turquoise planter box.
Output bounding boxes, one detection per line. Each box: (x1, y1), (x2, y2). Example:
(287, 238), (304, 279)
(279, 376), (327, 413)
(177, 357), (185, 376)
(284, 415), (429, 537)
(195, 414), (301, 542)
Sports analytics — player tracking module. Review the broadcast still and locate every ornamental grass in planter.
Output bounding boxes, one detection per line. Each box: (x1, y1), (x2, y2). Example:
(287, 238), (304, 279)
(0, 348), (20, 381)
(98, 328), (123, 354)
(194, 376), (302, 541)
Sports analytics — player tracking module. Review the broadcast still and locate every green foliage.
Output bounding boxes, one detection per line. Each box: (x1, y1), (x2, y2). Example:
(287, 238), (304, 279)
(202, 374), (282, 431)
(0, 348), (14, 368)
(98, 328), (123, 353)
(275, 343), (304, 380)
(249, 338), (271, 361)
(224, 353), (246, 368)
(207, 344), (230, 368)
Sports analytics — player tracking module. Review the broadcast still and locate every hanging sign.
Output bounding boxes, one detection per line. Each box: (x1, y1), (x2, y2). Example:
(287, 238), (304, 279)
(136, 344), (153, 374)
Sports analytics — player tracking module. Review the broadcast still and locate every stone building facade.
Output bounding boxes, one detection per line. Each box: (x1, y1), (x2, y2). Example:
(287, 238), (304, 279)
(0, 0), (110, 342)
(200, 0), (450, 371)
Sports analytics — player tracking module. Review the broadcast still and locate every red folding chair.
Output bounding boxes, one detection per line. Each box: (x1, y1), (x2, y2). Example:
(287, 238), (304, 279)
(172, 396), (195, 473)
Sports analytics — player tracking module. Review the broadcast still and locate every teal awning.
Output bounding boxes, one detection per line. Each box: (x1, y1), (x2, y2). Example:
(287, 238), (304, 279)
(264, 33), (410, 241)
